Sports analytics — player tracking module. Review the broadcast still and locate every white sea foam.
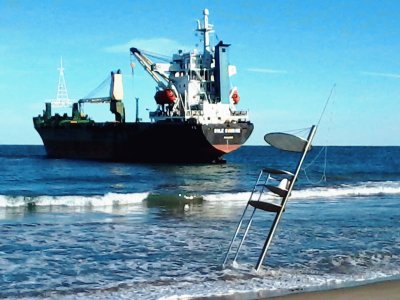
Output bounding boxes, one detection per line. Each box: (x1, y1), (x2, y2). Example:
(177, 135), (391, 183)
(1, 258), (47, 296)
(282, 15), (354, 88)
(294, 181), (400, 199)
(0, 192), (149, 208)
(203, 192), (251, 202)
(203, 181), (400, 203)
(1, 181), (399, 208)
(48, 269), (400, 300)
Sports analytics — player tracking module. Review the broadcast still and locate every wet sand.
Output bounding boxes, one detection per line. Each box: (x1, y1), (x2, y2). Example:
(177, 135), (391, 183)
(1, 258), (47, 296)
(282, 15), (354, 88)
(266, 279), (400, 300)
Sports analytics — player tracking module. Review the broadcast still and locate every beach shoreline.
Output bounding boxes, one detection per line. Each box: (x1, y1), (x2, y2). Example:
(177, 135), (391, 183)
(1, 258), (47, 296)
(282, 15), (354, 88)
(266, 279), (400, 300)
(191, 279), (400, 300)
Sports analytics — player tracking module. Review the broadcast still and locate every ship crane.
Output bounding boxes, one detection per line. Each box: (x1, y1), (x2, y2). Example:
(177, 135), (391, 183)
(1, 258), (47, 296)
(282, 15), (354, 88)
(78, 70), (125, 122)
(130, 48), (169, 90)
(130, 47), (181, 114)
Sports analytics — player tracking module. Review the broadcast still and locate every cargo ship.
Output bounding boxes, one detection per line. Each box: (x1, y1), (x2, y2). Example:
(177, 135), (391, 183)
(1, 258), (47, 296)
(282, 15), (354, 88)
(33, 9), (254, 163)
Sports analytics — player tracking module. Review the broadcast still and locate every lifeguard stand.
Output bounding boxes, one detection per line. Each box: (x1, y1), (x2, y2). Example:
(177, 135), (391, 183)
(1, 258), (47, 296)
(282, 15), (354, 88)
(223, 125), (317, 271)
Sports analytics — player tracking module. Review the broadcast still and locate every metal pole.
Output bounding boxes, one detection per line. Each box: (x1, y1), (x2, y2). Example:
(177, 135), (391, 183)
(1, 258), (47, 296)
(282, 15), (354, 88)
(135, 97), (139, 122)
(255, 125), (317, 271)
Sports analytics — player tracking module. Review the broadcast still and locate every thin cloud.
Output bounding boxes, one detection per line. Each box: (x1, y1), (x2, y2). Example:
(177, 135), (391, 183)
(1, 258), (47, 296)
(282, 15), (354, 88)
(247, 68), (288, 74)
(104, 38), (191, 55)
(361, 71), (400, 79)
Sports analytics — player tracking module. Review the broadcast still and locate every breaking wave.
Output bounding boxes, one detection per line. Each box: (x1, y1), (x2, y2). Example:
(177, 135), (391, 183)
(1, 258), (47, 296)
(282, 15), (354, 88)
(1, 181), (399, 208)
(204, 181), (400, 202)
(0, 192), (149, 208)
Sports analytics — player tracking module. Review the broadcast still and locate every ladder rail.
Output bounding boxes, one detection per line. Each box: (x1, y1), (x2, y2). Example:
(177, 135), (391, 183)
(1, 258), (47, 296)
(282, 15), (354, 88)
(233, 173), (284, 262)
(232, 206), (257, 262)
(232, 172), (277, 262)
(222, 170), (266, 267)
(254, 125), (317, 271)
(231, 176), (271, 263)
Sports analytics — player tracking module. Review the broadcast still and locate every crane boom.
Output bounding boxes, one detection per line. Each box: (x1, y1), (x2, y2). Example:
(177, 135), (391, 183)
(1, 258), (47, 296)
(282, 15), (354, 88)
(130, 47), (169, 90)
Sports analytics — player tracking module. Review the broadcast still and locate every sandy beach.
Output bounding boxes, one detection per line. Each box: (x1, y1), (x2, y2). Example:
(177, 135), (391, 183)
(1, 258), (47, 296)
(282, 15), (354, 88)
(266, 279), (400, 300)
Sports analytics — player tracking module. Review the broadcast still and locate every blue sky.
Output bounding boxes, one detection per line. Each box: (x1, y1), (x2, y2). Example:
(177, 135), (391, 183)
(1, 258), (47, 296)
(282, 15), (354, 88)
(0, 0), (399, 145)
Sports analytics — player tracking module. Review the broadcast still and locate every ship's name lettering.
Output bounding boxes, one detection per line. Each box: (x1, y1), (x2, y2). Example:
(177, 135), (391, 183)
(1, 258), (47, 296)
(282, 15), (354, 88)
(214, 128), (241, 134)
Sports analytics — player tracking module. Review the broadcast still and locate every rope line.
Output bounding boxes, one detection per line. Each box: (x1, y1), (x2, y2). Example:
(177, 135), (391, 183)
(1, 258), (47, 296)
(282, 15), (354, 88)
(283, 127), (311, 135)
(302, 146), (328, 184)
(317, 84), (336, 127)
(301, 84), (336, 184)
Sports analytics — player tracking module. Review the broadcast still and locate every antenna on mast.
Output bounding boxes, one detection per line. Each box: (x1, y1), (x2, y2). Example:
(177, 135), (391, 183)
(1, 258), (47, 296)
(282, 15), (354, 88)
(196, 8), (214, 67)
(51, 57), (73, 107)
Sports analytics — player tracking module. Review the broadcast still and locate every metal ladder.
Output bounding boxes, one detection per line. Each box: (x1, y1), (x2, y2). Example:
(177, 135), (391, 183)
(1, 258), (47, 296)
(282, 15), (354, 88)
(222, 125), (317, 271)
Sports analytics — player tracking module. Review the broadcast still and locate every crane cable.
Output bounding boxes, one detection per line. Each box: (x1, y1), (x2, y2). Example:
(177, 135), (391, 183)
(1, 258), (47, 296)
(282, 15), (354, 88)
(83, 75), (111, 99)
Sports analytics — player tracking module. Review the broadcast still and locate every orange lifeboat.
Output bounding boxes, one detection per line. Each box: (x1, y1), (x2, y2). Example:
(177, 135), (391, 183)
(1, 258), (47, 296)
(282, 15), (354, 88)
(154, 89), (177, 105)
(231, 90), (240, 104)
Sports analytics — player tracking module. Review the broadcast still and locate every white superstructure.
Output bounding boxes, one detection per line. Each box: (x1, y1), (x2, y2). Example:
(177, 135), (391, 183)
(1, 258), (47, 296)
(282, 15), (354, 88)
(130, 9), (250, 125)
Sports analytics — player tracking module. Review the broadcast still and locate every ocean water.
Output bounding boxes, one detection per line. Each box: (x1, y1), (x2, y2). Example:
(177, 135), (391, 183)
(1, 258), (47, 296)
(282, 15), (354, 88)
(0, 145), (400, 299)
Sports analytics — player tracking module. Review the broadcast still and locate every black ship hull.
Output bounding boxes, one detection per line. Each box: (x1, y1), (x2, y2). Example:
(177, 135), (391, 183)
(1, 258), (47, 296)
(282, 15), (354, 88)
(34, 121), (254, 163)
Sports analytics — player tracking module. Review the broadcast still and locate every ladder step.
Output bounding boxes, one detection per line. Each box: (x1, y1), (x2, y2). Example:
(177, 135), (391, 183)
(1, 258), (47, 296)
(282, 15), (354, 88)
(249, 200), (282, 213)
(263, 168), (294, 177)
(266, 185), (289, 197)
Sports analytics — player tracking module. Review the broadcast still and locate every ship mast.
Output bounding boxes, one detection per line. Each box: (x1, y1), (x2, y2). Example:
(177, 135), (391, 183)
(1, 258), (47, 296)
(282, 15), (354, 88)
(197, 8), (214, 67)
(51, 57), (73, 107)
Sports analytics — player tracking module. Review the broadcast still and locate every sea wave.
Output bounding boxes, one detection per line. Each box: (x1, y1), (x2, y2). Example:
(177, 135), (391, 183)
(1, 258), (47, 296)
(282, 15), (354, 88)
(1, 181), (399, 208)
(204, 181), (400, 202)
(0, 192), (149, 208)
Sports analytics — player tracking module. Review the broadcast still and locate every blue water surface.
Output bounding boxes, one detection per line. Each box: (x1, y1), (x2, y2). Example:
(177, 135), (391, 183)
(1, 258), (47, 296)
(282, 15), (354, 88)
(0, 145), (400, 299)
